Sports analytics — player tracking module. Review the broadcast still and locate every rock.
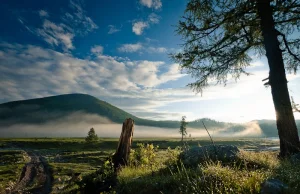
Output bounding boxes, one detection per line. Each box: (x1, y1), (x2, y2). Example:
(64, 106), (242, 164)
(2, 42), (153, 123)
(260, 178), (288, 194)
(290, 152), (300, 164)
(180, 145), (240, 166)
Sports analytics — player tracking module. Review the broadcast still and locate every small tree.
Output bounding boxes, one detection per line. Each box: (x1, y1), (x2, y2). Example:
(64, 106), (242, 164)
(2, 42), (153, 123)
(85, 128), (98, 143)
(179, 116), (188, 143)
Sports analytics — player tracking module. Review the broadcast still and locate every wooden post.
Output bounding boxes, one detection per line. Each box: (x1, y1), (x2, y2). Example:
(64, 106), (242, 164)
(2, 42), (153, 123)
(113, 118), (134, 171)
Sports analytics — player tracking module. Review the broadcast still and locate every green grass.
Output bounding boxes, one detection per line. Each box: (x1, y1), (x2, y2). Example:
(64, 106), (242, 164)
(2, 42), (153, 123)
(0, 150), (29, 193)
(117, 149), (300, 194)
(1, 137), (298, 194)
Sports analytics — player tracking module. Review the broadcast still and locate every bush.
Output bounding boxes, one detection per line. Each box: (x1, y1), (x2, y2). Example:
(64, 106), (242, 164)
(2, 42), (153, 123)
(77, 159), (116, 194)
(129, 143), (159, 169)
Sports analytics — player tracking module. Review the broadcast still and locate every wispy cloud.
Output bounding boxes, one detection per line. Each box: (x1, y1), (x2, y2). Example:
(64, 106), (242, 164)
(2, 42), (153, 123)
(19, 0), (98, 51)
(148, 46), (167, 53)
(108, 25), (120, 34)
(65, 0), (98, 35)
(118, 43), (143, 52)
(37, 20), (75, 51)
(2, 43), (298, 121)
(139, 0), (162, 10)
(148, 13), (160, 24)
(0, 43), (184, 103)
(38, 10), (49, 17)
(118, 43), (167, 54)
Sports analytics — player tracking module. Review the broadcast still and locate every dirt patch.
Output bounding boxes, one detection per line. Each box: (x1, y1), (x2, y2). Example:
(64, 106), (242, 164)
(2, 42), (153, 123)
(9, 151), (52, 194)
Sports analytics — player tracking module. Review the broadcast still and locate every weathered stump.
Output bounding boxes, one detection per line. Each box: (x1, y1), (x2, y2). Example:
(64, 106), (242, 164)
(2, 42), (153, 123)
(113, 118), (134, 171)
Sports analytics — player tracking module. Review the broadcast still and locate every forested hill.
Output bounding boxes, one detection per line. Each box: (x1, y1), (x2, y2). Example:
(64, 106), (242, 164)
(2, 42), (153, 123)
(0, 93), (226, 128)
(0, 93), (299, 137)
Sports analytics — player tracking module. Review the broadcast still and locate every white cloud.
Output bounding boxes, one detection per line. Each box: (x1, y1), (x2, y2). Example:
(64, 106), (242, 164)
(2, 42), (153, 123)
(38, 10), (49, 17)
(249, 60), (264, 68)
(132, 13), (160, 35)
(132, 22), (148, 35)
(148, 13), (160, 24)
(118, 43), (143, 52)
(31, 0), (98, 51)
(37, 20), (74, 51)
(118, 43), (167, 54)
(140, 0), (162, 9)
(66, 0), (98, 35)
(91, 45), (103, 54)
(0, 43), (185, 105)
(108, 25), (120, 34)
(148, 46), (167, 53)
(3, 43), (298, 122)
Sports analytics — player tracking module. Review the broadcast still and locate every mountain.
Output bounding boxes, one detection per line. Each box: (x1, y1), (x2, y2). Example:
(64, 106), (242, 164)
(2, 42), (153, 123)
(0, 93), (180, 128)
(0, 93), (299, 137)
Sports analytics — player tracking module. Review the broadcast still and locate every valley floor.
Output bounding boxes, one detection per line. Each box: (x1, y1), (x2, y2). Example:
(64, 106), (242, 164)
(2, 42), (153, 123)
(1, 137), (298, 194)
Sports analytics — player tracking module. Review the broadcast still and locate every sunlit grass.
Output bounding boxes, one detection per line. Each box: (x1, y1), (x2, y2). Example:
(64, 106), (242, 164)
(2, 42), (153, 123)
(2, 137), (298, 193)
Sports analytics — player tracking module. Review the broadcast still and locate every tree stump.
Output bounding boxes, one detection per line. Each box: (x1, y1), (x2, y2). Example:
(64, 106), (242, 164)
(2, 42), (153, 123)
(113, 118), (134, 171)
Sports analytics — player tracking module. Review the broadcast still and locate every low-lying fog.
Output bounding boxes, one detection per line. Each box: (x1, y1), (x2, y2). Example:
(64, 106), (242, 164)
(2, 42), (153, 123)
(0, 112), (263, 138)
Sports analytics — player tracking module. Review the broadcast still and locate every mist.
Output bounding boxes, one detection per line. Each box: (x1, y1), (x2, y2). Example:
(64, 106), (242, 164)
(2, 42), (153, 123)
(0, 113), (263, 138)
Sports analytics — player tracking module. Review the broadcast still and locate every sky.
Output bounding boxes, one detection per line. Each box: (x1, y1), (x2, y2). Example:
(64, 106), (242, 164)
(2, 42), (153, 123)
(0, 0), (299, 123)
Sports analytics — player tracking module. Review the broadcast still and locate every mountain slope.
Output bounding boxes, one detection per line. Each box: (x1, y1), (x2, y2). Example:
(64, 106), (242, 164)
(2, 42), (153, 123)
(0, 94), (299, 137)
(0, 94), (182, 128)
(0, 94), (137, 125)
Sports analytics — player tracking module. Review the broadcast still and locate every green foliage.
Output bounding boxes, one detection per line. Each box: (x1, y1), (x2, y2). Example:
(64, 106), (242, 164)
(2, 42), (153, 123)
(165, 146), (182, 165)
(85, 128), (98, 143)
(77, 159), (116, 194)
(172, 0), (300, 92)
(129, 143), (159, 169)
(274, 160), (300, 193)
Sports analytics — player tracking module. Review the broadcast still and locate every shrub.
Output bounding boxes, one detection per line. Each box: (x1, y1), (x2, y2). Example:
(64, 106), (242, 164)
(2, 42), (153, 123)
(129, 143), (159, 169)
(77, 159), (116, 194)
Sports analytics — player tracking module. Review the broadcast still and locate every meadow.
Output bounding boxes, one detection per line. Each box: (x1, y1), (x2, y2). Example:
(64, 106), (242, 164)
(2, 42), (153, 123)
(0, 137), (299, 194)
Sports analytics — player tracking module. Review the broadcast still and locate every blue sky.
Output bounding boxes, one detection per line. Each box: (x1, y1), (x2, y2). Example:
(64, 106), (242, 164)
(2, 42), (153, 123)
(0, 0), (299, 123)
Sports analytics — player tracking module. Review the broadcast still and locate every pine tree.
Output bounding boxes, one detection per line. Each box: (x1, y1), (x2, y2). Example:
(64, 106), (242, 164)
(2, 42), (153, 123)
(179, 116), (188, 143)
(85, 128), (98, 143)
(172, 0), (300, 157)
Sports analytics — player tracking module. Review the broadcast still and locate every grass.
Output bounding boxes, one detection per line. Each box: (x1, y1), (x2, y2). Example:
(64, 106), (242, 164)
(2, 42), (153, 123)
(1, 137), (299, 193)
(117, 150), (300, 194)
(0, 150), (29, 193)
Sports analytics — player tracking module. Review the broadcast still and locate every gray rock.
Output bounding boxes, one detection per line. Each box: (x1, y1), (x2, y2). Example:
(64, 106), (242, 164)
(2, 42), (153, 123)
(290, 152), (300, 164)
(260, 178), (288, 194)
(180, 145), (240, 166)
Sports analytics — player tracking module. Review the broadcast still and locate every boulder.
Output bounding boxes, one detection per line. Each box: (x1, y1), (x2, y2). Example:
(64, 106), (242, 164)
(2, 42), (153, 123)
(180, 145), (240, 166)
(260, 178), (288, 194)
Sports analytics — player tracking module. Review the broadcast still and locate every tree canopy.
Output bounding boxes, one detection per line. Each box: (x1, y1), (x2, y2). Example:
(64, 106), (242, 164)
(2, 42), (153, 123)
(172, 0), (300, 93)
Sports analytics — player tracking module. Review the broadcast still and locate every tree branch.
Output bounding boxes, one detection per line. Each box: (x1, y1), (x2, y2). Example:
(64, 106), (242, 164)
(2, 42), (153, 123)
(276, 29), (300, 62)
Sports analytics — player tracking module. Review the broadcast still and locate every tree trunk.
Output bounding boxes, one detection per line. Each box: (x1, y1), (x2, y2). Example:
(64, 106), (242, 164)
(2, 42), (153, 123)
(113, 118), (134, 170)
(256, 0), (300, 157)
